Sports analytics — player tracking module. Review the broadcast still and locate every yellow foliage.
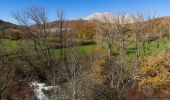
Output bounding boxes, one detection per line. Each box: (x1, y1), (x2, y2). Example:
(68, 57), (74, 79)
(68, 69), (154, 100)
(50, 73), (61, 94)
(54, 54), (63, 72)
(88, 49), (108, 85)
(138, 52), (170, 92)
(91, 59), (106, 85)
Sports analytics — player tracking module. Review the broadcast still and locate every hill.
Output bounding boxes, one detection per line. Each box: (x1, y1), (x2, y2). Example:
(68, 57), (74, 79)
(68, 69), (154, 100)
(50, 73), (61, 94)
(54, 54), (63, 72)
(0, 20), (23, 39)
(0, 20), (18, 31)
(47, 20), (97, 39)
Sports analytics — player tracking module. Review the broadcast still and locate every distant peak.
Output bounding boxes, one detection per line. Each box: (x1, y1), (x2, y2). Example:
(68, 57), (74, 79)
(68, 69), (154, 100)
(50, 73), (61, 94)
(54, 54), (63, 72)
(82, 12), (113, 21)
(81, 12), (135, 23)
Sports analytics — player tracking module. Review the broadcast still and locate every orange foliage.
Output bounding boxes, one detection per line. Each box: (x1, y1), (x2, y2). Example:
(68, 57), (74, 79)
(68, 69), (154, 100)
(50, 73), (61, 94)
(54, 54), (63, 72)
(76, 24), (96, 39)
(87, 48), (108, 85)
(138, 52), (170, 97)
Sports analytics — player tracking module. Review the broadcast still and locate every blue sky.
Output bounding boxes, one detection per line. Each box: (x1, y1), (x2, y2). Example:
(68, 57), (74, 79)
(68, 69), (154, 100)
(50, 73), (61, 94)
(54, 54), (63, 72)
(0, 0), (170, 24)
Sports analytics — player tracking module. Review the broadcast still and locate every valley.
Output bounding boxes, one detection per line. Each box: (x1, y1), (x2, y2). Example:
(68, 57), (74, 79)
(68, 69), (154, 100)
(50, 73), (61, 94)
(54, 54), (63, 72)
(0, 1), (170, 99)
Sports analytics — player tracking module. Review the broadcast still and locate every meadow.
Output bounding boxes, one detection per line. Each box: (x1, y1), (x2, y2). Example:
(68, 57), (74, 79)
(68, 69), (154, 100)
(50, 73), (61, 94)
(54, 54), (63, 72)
(3, 38), (170, 59)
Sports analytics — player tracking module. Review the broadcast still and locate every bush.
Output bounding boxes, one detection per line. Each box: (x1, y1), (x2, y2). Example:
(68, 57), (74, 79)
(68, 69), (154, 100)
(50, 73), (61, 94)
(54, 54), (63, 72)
(49, 38), (96, 49)
(3, 82), (36, 100)
(79, 40), (96, 46)
(10, 29), (25, 40)
(138, 52), (170, 97)
(93, 86), (118, 100)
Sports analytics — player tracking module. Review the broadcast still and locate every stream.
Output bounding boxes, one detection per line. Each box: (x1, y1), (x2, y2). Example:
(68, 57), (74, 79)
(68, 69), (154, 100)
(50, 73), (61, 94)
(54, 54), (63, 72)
(29, 81), (56, 100)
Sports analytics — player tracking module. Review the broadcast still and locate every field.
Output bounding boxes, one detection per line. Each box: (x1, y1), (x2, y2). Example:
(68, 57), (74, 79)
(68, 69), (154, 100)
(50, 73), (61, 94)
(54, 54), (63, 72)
(3, 38), (170, 59)
(127, 39), (170, 59)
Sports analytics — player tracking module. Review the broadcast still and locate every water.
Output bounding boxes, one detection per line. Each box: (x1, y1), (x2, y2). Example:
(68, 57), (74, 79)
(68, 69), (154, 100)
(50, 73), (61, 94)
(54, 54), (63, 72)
(29, 81), (54, 100)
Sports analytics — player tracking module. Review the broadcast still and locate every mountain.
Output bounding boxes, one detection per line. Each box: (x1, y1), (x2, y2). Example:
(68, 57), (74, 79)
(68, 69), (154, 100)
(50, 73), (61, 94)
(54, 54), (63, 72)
(82, 12), (113, 21)
(46, 20), (96, 38)
(47, 20), (95, 29)
(81, 12), (134, 23)
(0, 20), (24, 40)
(46, 15), (170, 39)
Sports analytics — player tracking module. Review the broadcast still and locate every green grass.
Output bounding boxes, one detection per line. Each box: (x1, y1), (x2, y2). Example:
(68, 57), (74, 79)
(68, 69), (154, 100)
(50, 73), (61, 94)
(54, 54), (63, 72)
(126, 39), (170, 59)
(54, 44), (98, 57)
(2, 39), (18, 52)
(3, 38), (170, 60)
(78, 44), (98, 54)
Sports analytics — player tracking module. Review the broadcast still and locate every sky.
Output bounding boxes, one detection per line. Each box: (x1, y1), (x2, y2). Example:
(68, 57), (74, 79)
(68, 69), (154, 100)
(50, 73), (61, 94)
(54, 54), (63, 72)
(0, 0), (170, 24)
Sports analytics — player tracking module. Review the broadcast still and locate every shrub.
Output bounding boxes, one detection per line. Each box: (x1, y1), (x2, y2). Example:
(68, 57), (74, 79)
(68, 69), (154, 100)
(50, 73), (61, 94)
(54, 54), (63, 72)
(10, 29), (25, 40)
(4, 82), (36, 100)
(93, 85), (118, 100)
(79, 40), (96, 46)
(138, 52), (170, 97)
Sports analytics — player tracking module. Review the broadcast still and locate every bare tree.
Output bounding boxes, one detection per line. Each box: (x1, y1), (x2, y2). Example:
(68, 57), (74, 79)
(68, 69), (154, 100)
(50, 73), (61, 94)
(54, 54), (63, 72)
(57, 10), (65, 59)
(111, 12), (135, 98)
(145, 13), (157, 52)
(96, 12), (135, 99)
(132, 13), (145, 66)
(96, 14), (116, 57)
(56, 10), (72, 76)
(13, 6), (57, 83)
